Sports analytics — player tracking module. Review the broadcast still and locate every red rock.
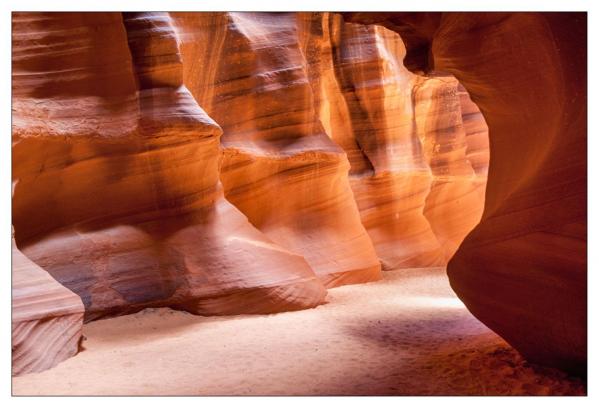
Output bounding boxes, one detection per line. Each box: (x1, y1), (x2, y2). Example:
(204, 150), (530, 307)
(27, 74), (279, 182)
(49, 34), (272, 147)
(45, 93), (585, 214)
(12, 231), (84, 376)
(12, 12), (326, 330)
(171, 12), (383, 287)
(303, 15), (488, 268)
(13, 11), (585, 379)
(345, 12), (587, 374)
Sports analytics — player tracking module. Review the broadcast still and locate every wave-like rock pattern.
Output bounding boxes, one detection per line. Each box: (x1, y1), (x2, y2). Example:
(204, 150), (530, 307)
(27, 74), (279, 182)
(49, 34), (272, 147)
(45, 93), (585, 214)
(345, 12), (587, 374)
(12, 230), (84, 376)
(12, 12), (490, 375)
(11, 11), (327, 359)
(172, 12), (488, 272)
(171, 12), (382, 287)
(299, 14), (488, 268)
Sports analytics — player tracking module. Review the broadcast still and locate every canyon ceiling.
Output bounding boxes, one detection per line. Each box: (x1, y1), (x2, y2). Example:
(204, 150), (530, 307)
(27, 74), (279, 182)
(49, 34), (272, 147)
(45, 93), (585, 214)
(11, 12), (586, 377)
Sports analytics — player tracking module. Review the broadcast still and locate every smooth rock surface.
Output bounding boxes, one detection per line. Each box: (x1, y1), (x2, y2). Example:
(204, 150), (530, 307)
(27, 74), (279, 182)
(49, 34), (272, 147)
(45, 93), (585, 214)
(12, 12), (326, 329)
(345, 12), (587, 374)
(306, 16), (487, 268)
(172, 12), (383, 286)
(12, 11), (489, 375)
(12, 234), (84, 376)
(172, 12), (487, 272)
(13, 11), (586, 382)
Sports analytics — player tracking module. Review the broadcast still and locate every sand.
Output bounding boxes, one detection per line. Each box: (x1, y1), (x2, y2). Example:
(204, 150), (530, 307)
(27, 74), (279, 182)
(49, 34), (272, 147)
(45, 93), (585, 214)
(12, 267), (586, 396)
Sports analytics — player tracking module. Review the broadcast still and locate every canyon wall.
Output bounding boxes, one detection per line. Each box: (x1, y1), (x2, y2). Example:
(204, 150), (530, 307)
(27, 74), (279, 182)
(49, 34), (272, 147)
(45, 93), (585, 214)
(172, 12), (488, 270)
(11, 12), (328, 374)
(302, 15), (487, 268)
(172, 12), (382, 287)
(345, 12), (587, 374)
(12, 11), (491, 375)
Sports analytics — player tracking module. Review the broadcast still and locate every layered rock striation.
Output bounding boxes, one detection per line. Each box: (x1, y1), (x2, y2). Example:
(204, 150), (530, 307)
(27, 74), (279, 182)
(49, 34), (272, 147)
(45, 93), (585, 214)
(302, 15), (487, 268)
(12, 227), (84, 376)
(172, 12), (488, 271)
(11, 11), (327, 346)
(345, 12), (587, 374)
(13, 11), (494, 375)
(172, 12), (382, 287)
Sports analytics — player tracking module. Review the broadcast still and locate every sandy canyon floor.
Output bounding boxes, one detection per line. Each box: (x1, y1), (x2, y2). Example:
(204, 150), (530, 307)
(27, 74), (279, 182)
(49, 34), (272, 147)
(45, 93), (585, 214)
(12, 267), (585, 396)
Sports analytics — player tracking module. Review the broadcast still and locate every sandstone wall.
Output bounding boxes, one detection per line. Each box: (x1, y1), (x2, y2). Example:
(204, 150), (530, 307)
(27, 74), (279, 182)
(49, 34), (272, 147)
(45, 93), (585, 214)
(305, 15), (487, 268)
(12, 13), (330, 374)
(172, 12), (382, 287)
(172, 12), (488, 271)
(12, 228), (84, 376)
(12, 12), (492, 375)
(345, 12), (587, 374)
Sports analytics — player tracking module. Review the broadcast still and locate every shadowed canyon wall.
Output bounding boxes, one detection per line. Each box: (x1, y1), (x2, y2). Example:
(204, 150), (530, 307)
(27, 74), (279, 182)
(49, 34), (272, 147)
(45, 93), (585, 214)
(12, 11), (585, 377)
(344, 12), (587, 374)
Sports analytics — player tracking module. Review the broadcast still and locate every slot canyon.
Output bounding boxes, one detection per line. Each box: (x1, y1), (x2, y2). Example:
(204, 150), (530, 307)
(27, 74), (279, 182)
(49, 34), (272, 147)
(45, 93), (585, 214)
(11, 11), (586, 396)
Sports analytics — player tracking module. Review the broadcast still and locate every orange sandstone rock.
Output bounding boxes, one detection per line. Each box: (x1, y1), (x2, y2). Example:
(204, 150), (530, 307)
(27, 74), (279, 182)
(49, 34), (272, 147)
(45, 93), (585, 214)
(345, 12), (587, 374)
(172, 12), (383, 287)
(12, 11), (495, 376)
(302, 14), (488, 268)
(12, 12), (326, 331)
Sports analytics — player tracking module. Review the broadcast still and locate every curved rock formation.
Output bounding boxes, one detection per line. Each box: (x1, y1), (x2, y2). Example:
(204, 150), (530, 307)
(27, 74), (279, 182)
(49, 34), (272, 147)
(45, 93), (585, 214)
(171, 12), (487, 277)
(13, 11), (494, 376)
(171, 12), (383, 287)
(345, 12), (587, 374)
(12, 227), (84, 376)
(12, 12), (326, 329)
(299, 14), (488, 268)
